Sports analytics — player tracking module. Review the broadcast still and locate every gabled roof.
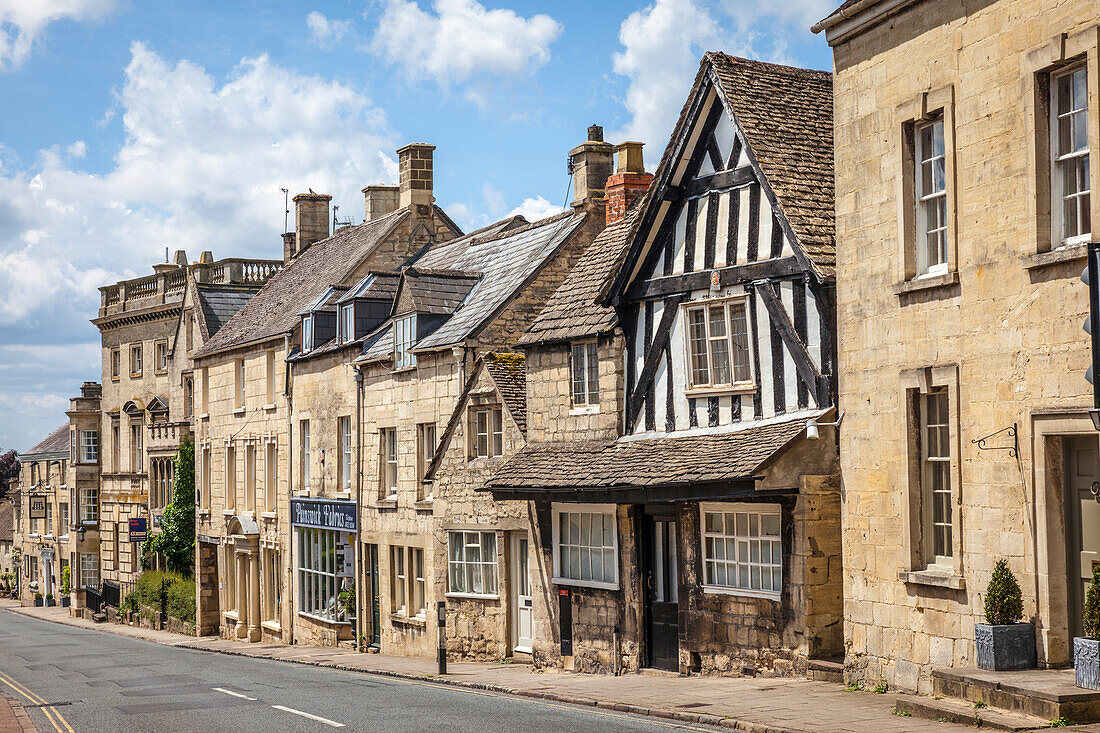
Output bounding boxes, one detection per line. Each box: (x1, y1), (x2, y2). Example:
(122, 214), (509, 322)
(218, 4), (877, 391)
(297, 286), (348, 316)
(195, 208), (411, 358)
(607, 52), (834, 300)
(337, 272), (400, 303)
(486, 416), (807, 494)
(0, 499), (13, 542)
(359, 210), (587, 362)
(520, 204), (642, 344)
(392, 268), (482, 316)
(23, 423), (69, 457)
(484, 353), (526, 435)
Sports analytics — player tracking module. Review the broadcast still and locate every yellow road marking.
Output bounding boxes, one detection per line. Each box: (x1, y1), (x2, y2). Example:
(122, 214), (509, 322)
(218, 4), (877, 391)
(0, 669), (75, 733)
(345, 671), (716, 731)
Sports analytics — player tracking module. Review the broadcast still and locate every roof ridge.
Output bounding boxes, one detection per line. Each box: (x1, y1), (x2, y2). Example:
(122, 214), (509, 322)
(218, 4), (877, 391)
(468, 209), (576, 245)
(706, 51), (832, 79)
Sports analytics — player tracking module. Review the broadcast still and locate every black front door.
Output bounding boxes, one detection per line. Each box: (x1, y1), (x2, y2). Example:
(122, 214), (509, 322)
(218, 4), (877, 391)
(642, 511), (679, 671)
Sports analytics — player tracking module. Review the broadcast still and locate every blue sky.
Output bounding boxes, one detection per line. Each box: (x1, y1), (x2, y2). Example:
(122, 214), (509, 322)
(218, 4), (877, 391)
(0, 0), (833, 450)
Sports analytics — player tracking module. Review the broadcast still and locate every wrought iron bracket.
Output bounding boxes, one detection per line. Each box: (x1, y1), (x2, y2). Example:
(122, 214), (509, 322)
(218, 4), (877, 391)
(971, 423), (1018, 458)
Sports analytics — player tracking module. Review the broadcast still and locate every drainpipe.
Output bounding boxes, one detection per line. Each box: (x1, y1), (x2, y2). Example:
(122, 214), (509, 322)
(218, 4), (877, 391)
(284, 334), (294, 646)
(354, 366), (364, 649)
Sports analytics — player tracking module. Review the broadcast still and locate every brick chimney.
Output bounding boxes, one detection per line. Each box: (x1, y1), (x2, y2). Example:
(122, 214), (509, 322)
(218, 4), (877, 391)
(363, 184), (400, 221)
(606, 141), (653, 225)
(290, 192), (331, 261)
(397, 143), (435, 211)
(569, 125), (614, 210)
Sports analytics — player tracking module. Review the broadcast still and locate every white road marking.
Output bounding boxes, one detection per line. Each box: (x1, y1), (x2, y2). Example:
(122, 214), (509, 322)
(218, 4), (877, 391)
(272, 704), (345, 727)
(213, 687), (257, 701)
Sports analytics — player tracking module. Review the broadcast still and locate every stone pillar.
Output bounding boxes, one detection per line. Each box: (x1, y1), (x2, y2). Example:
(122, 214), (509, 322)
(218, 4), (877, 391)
(236, 551), (248, 639)
(248, 551), (261, 642)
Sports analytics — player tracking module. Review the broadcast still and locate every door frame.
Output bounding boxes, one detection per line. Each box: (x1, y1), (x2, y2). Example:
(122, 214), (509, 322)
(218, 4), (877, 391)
(364, 543), (381, 648)
(639, 505), (679, 670)
(1064, 435), (1100, 642)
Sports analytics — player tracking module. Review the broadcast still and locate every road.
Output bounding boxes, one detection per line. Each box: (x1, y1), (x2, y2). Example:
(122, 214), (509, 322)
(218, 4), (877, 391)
(0, 610), (717, 732)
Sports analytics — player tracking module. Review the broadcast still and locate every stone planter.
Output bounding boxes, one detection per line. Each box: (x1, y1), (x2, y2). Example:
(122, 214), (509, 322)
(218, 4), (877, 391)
(60, 596), (70, 608)
(975, 622), (1036, 671)
(45, 598), (55, 607)
(1075, 637), (1100, 690)
(33, 598), (43, 607)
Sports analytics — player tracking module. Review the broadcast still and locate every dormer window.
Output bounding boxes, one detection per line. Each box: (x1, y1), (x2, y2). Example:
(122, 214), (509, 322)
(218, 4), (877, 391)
(394, 314), (417, 369)
(341, 305), (355, 344)
(302, 315), (313, 354)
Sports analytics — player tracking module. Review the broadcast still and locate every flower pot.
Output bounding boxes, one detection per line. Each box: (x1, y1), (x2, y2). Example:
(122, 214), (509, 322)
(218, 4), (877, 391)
(975, 622), (1036, 671)
(1076, 637), (1100, 690)
(60, 597), (70, 608)
(33, 599), (43, 607)
(45, 599), (55, 607)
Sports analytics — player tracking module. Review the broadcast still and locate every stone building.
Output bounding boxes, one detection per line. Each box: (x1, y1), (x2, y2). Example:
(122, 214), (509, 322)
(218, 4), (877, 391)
(191, 143), (463, 645)
(488, 54), (843, 677)
(814, 0), (1100, 693)
(0, 498), (13, 576)
(65, 382), (103, 611)
(94, 249), (280, 605)
(13, 424), (73, 605)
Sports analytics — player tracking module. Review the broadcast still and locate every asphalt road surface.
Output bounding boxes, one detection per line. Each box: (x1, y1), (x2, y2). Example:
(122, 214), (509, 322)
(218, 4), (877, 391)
(0, 610), (717, 733)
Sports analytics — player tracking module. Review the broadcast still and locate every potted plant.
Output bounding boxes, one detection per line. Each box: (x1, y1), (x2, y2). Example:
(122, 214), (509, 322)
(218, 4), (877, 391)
(33, 592), (43, 607)
(59, 567), (71, 608)
(975, 559), (1035, 671)
(1075, 566), (1100, 689)
(44, 592), (54, 607)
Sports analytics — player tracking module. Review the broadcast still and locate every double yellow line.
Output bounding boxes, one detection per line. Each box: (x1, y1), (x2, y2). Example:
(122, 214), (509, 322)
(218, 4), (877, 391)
(0, 669), (75, 733)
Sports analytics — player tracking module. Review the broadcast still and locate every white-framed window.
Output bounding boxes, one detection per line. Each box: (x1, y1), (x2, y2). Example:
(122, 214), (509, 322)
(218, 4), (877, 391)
(244, 444), (256, 512)
(235, 358), (246, 409)
(265, 350), (276, 404)
(302, 315), (313, 353)
(129, 421), (143, 472)
(263, 547), (281, 623)
(225, 444), (236, 511)
(1052, 64), (1091, 247)
(155, 340), (169, 373)
(79, 430), (98, 463)
(416, 422), (436, 498)
(341, 305), (355, 344)
(410, 547), (425, 617)
(79, 486), (98, 523)
(339, 417), (352, 492)
(300, 420), (310, 490)
(391, 545), (407, 615)
(130, 344), (143, 377)
(552, 504), (619, 590)
(394, 314), (417, 369)
(297, 528), (348, 622)
(447, 531), (498, 597)
(110, 348), (121, 379)
(381, 428), (397, 497)
(915, 117), (948, 275)
(471, 408), (503, 459)
(60, 503), (69, 536)
(701, 503), (782, 598)
(571, 341), (600, 406)
(80, 552), (99, 589)
(920, 388), (952, 570)
(686, 299), (752, 389)
(265, 441), (277, 512)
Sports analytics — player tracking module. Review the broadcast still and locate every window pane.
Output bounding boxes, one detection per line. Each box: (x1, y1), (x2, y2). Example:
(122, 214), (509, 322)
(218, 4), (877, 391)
(688, 309), (709, 385)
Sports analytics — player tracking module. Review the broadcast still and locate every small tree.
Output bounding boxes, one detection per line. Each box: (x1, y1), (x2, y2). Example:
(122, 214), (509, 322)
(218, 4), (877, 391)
(59, 565), (71, 595)
(0, 449), (20, 500)
(1084, 566), (1100, 640)
(984, 558), (1024, 625)
(141, 438), (195, 577)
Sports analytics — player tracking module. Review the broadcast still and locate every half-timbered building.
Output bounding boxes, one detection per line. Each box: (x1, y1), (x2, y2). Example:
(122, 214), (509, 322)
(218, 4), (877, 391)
(489, 53), (843, 677)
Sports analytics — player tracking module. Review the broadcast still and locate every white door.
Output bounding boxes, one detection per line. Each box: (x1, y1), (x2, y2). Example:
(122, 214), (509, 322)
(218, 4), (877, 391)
(511, 535), (533, 654)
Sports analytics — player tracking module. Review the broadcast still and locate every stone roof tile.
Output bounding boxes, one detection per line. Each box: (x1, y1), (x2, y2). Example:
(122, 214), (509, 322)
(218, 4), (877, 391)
(484, 353), (526, 435)
(24, 423), (70, 456)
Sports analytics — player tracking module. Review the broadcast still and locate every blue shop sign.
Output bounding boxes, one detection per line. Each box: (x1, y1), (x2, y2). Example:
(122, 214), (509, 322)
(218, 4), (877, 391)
(290, 498), (357, 531)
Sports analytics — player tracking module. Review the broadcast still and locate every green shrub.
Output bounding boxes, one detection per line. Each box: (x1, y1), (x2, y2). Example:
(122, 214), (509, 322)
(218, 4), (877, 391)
(1084, 565), (1100, 640)
(984, 559), (1024, 625)
(59, 566), (71, 595)
(166, 577), (195, 624)
(128, 570), (195, 624)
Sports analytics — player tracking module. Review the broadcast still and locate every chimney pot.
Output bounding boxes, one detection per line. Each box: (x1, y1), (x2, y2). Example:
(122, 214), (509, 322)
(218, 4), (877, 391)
(587, 125), (604, 142)
(396, 143), (435, 211)
(606, 142), (653, 226)
(291, 192), (332, 261)
(199, 251), (214, 265)
(569, 126), (614, 211)
(363, 185), (400, 221)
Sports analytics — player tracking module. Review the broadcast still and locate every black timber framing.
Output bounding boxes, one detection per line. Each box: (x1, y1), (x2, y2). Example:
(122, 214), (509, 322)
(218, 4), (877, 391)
(628, 256), (801, 300)
(484, 481), (794, 505)
(751, 281), (829, 406)
(664, 167), (755, 202)
(626, 292), (688, 430)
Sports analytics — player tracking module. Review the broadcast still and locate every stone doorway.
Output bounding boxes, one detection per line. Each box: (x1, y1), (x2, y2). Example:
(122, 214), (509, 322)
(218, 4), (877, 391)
(1065, 435), (1100, 641)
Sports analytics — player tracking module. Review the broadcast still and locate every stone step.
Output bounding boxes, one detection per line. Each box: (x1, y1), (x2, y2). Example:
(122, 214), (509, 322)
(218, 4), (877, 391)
(933, 667), (1100, 723)
(807, 658), (844, 683)
(894, 693), (1050, 731)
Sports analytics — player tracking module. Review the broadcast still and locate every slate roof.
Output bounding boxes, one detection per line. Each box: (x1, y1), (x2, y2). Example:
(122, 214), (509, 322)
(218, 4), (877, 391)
(195, 284), (263, 339)
(337, 272), (400, 303)
(486, 417), (807, 491)
(195, 208), (410, 358)
(394, 268), (482, 316)
(359, 210), (587, 361)
(23, 423), (70, 457)
(519, 206), (641, 344)
(297, 286), (348, 316)
(484, 353), (526, 435)
(707, 53), (834, 277)
(0, 499), (13, 543)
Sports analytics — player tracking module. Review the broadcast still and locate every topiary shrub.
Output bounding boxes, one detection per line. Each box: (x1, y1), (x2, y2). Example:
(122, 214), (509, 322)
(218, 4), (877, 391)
(984, 559), (1024, 625)
(1084, 566), (1100, 640)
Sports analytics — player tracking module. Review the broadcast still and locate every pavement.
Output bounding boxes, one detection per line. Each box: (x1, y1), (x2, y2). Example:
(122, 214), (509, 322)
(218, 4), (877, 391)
(0, 694), (34, 733)
(0, 600), (988, 732)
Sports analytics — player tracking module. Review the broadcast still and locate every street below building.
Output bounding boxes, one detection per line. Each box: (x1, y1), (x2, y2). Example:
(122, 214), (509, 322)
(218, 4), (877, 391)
(0, 610), (719, 733)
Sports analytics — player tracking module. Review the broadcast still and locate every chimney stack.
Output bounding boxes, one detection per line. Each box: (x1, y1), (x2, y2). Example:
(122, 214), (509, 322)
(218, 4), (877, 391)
(569, 125), (615, 211)
(397, 143), (435, 212)
(290, 192), (332, 261)
(363, 184), (400, 221)
(606, 141), (653, 225)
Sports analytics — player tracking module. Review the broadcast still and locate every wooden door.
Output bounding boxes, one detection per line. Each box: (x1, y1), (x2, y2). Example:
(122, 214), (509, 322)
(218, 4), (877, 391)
(643, 512), (679, 671)
(1067, 437), (1100, 640)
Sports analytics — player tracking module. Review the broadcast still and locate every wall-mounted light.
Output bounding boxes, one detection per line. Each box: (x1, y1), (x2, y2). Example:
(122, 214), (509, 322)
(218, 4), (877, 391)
(806, 412), (844, 441)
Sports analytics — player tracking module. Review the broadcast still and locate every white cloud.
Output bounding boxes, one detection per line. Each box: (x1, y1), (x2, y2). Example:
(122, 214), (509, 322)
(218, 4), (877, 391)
(307, 11), (350, 47)
(371, 0), (561, 87)
(0, 0), (113, 71)
(611, 0), (829, 152)
(508, 196), (563, 223)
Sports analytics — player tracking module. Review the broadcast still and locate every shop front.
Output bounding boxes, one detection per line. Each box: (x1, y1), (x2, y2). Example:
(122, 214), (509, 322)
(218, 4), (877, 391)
(290, 498), (357, 646)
